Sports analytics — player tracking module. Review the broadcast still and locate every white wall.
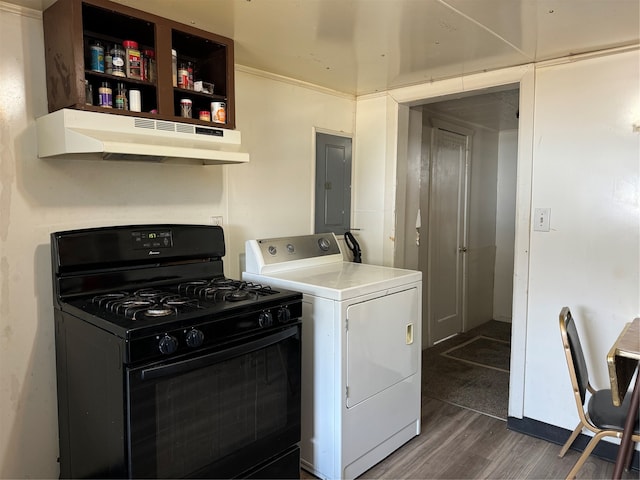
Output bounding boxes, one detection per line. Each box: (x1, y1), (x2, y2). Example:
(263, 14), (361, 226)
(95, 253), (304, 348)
(523, 50), (640, 429)
(356, 49), (639, 437)
(494, 130), (518, 322)
(0, 5), (355, 477)
(226, 69), (355, 278)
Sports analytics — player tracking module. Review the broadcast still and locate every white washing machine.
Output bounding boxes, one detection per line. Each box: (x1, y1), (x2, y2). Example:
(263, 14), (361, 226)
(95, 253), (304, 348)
(243, 233), (422, 480)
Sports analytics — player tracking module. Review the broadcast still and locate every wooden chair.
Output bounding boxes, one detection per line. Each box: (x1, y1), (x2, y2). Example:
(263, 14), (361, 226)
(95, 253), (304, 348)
(558, 307), (640, 479)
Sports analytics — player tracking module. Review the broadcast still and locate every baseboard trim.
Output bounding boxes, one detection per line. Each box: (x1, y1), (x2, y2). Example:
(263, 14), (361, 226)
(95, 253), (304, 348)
(507, 416), (639, 471)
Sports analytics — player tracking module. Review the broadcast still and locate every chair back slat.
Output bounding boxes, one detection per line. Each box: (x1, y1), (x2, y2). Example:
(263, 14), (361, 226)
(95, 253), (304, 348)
(561, 308), (590, 405)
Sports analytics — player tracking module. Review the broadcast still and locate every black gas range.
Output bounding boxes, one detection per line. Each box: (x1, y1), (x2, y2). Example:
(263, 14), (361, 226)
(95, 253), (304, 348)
(51, 224), (302, 479)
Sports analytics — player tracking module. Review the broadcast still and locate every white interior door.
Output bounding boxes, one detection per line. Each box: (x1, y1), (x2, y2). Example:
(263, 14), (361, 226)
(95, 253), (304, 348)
(427, 126), (469, 344)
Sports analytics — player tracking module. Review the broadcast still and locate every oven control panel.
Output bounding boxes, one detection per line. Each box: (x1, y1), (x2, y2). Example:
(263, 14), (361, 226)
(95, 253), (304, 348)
(132, 230), (174, 249)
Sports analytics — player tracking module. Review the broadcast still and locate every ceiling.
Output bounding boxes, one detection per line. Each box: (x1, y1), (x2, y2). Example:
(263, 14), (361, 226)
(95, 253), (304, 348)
(14, 0), (640, 97)
(10, 0), (640, 130)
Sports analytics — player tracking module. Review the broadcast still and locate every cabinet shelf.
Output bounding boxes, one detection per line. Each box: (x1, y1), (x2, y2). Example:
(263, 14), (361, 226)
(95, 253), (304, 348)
(43, 0), (236, 129)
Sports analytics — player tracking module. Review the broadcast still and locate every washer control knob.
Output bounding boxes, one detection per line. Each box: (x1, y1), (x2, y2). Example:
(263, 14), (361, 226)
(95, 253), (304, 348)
(318, 237), (331, 251)
(158, 334), (178, 355)
(185, 328), (204, 348)
(259, 310), (274, 328)
(277, 306), (292, 323)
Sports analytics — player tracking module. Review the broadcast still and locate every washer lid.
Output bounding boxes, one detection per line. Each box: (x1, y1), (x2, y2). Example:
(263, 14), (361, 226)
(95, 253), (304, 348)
(244, 261), (421, 301)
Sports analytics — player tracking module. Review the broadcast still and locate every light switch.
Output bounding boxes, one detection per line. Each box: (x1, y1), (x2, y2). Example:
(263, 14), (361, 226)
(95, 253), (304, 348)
(533, 208), (550, 232)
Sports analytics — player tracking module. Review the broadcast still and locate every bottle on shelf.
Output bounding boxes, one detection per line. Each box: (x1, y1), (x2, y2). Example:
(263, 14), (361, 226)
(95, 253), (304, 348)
(85, 80), (93, 105)
(187, 61), (194, 90)
(172, 49), (177, 87)
(142, 49), (156, 83)
(104, 44), (113, 75)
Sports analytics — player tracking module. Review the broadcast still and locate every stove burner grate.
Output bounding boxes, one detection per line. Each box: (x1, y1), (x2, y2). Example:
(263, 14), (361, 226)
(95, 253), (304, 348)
(89, 278), (278, 321)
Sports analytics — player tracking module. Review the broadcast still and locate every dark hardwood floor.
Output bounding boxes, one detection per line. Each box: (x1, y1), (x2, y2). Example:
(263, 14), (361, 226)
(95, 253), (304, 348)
(302, 397), (637, 479)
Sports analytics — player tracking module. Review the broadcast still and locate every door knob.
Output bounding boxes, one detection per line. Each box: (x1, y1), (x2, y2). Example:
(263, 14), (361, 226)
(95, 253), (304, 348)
(459, 247), (468, 253)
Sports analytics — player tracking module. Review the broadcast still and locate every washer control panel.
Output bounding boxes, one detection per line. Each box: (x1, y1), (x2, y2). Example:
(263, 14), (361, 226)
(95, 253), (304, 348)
(253, 233), (341, 265)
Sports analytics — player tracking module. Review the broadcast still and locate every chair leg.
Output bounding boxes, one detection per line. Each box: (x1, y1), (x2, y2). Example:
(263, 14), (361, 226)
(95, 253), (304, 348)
(565, 431), (609, 480)
(622, 440), (637, 471)
(559, 423), (583, 458)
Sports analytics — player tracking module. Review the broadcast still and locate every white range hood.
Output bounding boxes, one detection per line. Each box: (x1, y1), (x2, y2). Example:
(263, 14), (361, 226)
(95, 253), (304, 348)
(36, 109), (249, 165)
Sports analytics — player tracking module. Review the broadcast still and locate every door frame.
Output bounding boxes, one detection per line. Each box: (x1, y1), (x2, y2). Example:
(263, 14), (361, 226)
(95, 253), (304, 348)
(390, 65), (535, 419)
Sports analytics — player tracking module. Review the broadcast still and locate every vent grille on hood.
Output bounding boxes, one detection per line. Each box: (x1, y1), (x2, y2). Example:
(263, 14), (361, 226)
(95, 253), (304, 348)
(36, 109), (249, 165)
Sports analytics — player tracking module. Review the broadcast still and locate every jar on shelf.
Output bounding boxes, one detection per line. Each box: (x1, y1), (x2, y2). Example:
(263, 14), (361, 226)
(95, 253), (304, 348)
(110, 44), (126, 77)
(98, 81), (112, 108)
(89, 40), (104, 73)
(123, 40), (141, 80)
(114, 82), (127, 110)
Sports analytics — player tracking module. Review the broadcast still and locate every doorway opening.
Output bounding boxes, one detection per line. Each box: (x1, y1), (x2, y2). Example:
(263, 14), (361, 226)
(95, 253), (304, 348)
(405, 87), (519, 346)
(401, 86), (520, 418)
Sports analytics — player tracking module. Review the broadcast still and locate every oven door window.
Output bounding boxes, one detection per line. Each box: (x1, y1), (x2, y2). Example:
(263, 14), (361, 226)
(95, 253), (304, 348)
(127, 325), (301, 479)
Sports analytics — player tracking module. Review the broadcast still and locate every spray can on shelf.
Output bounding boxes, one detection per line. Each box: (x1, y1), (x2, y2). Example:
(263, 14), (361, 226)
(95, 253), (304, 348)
(89, 40), (104, 73)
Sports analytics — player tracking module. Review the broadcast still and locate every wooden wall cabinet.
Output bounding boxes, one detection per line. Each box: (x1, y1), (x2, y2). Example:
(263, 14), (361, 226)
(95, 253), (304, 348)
(43, 0), (236, 129)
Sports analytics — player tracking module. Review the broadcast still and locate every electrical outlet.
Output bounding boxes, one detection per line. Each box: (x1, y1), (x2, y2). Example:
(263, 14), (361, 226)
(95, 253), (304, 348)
(210, 216), (223, 226)
(533, 208), (550, 232)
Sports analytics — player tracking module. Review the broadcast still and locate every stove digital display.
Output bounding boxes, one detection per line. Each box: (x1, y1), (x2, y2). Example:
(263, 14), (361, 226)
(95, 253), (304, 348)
(131, 230), (173, 249)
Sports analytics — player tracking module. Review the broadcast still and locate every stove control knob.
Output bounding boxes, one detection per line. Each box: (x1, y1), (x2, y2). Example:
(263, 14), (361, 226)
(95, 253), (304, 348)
(185, 328), (204, 348)
(277, 306), (291, 323)
(259, 310), (273, 328)
(158, 334), (178, 355)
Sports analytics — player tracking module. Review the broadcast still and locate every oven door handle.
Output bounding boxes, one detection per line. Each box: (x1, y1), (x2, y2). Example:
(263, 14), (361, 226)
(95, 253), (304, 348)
(139, 326), (299, 381)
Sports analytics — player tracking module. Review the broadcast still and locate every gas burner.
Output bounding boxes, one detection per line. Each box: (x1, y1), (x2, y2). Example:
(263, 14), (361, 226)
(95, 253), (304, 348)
(140, 306), (176, 318)
(225, 289), (258, 302)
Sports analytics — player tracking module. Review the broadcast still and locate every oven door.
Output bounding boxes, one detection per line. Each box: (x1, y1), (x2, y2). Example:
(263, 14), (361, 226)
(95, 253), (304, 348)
(126, 323), (301, 479)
